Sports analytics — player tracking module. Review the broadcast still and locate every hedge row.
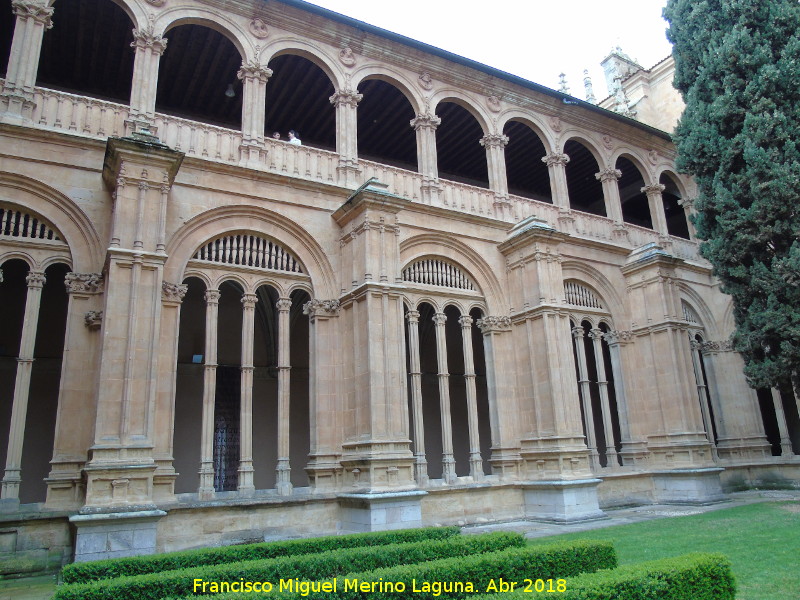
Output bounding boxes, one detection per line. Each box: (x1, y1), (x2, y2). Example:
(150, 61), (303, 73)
(472, 553), (736, 600)
(178, 539), (616, 600)
(54, 531), (523, 600)
(62, 526), (459, 584)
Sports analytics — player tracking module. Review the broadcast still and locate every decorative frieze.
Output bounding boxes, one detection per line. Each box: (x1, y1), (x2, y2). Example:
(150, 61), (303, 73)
(65, 272), (104, 294)
(701, 340), (734, 353)
(476, 315), (512, 333)
(161, 281), (187, 303)
(604, 330), (633, 345)
(303, 299), (340, 316)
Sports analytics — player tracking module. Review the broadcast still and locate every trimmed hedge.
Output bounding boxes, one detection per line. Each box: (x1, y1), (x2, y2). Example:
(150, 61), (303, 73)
(54, 531), (523, 600)
(179, 539), (616, 600)
(61, 526), (459, 584)
(471, 552), (736, 600)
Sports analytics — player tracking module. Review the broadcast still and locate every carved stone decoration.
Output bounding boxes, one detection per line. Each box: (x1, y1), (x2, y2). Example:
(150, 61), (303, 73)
(65, 272), (104, 294)
(303, 299), (341, 316)
(548, 116), (562, 133)
(249, 18), (269, 39)
(131, 28), (168, 56)
(25, 271), (45, 288)
(85, 311), (103, 330)
(479, 133), (509, 149)
(641, 183), (666, 195)
(648, 150), (659, 165)
(604, 330), (633, 345)
(542, 152), (570, 167)
(595, 168), (622, 183)
(161, 281), (188, 303)
(237, 61), (272, 84)
(602, 135), (614, 150)
(12, 0), (55, 28)
(409, 113), (441, 131)
(678, 197), (696, 210)
(486, 95), (501, 112)
(476, 315), (512, 333)
(339, 47), (356, 67)
(418, 71), (434, 91)
(329, 89), (362, 108)
(701, 340), (735, 353)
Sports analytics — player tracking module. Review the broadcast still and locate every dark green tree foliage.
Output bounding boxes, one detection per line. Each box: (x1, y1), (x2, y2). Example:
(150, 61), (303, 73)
(664, 0), (800, 387)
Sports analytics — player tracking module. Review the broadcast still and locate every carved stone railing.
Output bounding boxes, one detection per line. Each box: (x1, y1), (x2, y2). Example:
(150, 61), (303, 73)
(31, 87), (130, 139)
(359, 158), (423, 201)
(440, 179), (496, 217)
(507, 193), (560, 225)
(263, 137), (339, 184)
(155, 114), (242, 164)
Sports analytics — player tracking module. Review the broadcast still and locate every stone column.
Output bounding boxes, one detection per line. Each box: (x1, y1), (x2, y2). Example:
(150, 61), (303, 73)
(127, 28), (167, 135)
(480, 133), (511, 218)
(198, 288), (220, 500)
(238, 61), (272, 167)
(0, 0), (53, 124)
(571, 326), (599, 468)
(689, 340), (717, 450)
(410, 112), (441, 203)
(542, 151), (570, 209)
(304, 299), (342, 491)
(589, 328), (619, 467)
(276, 297), (292, 495)
(770, 388), (795, 457)
(432, 312), (456, 483)
(1, 270), (45, 502)
(459, 315), (484, 480)
(595, 167), (623, 224)
(330, 88), (363, 187)
(603, 330), (645, 465)
(642, 182), (669, 238)
(678, 197), (697, 240)
(238, 293), (257, 495)
(405, 310), (428, 485)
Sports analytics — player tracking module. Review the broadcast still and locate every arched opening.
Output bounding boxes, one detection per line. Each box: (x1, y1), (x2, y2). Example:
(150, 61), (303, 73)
(288, 288), (310, 488)
(564, 140), (605, 216)
(616, 156), (652, 229)
(660, 172), (691, 239)
(264, 54), (335, 150)
(157, 24), (243, 128)
(756, 383), (800, 456)
(1, 0), (15, 79)
(357, 79), (416, 171)
(503, 121), (552, 203)
(36, 0), (134, 102)
(435, 101), (488, 188)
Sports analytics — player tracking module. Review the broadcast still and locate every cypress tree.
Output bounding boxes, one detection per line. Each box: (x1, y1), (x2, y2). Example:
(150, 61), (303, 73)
(664, 0), (800, 387)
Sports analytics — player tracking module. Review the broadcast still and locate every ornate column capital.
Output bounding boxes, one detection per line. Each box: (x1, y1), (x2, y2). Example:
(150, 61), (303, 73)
(405, 309), (420, 324)
(237, 61), (272, 84)
(458, 315), (474, 328)
(130, 28), (168, 55)
(276, 297), (292, 312)
(302, 298), (340, 317)
(65, 272), (104, 294)
(595, 168), (622, 183)
(604, 330), (633, 346)
(329, 89), (362, 108)
(678, 196), (696, 210)
(479, 133), (509, 149)
(241, 293), (258, 308)
(641, 182), (666, 196)
(161, 281), (187, 303)
(571, 326), (585, 339)
(410, 113), (441, 131)
(432, 312), (447, 326)
(542, 152), (570, 167)
(25, 271), (46, 289)
(204, 289), (220, 304)
(588, 327), (605, 341)
(476, 315), (511, 334)
(11, 1), (53, 28)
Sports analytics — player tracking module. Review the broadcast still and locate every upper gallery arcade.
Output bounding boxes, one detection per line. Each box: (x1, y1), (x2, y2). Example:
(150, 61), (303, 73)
(1, 0), (797, 571)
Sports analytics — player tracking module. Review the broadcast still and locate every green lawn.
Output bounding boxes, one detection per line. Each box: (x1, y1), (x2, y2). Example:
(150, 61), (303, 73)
(529, 502), (800, 600)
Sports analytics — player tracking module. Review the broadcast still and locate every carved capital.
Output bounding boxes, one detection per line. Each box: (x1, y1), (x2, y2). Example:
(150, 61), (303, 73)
(571, 326), (585, 339)
(458, 315), (474, 328)
(161, 281), (187, 303)
(678, 197), (696, 210)
(588, 328), (605, 341)
(11, 1), (53, 28)
(65, 272), (104, 294)
(604, 329), (633, 345)
(329, 89), (362, 108)
(641, 182), (666, 196)
(432, 312), (447, 326)
(204, 289), (220, 304)
(410, 113), (441, 131)
(237, 61), (272, 83)
(595, 168), (622, 183)
(690, 339), (702, 351)
(406, 309), (420, 324)
(131, 29), (168, 55)
(542, 152), (570, 167)
(241, 293), (258, 308)
(302, 298), (340, 316)
(276, 297), (292, 312)
(479, 133), (509, 149)
(84, 310), (103, 330)
(476, 315), (512, 333)
(25, 271), (45, 288)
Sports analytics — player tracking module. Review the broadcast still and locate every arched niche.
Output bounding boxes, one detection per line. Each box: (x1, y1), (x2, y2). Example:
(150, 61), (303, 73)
(357, 78), (416, 171)
(660, 171), (691, 239)
(564, 139), (605, 216)
(435, 100), (488, 188)
(503, 120), (552, 203)
(616, 155), (651, 229)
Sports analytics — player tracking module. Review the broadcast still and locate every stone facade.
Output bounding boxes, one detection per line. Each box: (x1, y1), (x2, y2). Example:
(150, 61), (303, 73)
(0, 0), (797, 574)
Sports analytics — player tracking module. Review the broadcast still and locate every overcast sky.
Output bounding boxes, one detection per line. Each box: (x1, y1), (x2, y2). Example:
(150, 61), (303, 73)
(302, 0), (673, 100)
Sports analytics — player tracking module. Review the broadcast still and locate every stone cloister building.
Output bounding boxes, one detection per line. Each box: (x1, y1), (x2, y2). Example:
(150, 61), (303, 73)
(0, 0), (798, 571)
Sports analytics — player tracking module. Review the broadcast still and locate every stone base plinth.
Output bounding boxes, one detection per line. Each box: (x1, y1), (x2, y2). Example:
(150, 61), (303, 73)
(523, 478), (606, 523)
(651, 468), (725, 505)
(338, 491), (426, 532)
(70, 510), (166, 563)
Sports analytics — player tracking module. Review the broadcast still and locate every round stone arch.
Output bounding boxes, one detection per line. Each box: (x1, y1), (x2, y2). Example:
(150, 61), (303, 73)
(556, 131), (608, 166)
(612, 148), (655, 182)
(657, 168), (690, 198)
(0, 173), (102, 272)
(154, 10), (249, 60)
(399, 233), (505, 315)
(497, 111), (556, 153)
(429, 89), (491, 135)
(260, 39), (344, 90)
(99, 0), (145, 30)
(165, 205), (336, 299)
(208, 271), (250, 294)
(561, 262), (626, 323)
(350, 68), (424, 115)
(677, 283), (721, 339)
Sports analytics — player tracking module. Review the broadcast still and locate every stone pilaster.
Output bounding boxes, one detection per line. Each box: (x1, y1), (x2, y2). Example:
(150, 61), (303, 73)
(303, 299), (343, 491)
(332, 181), (415, 493)
(542, 151), (570, 210)
(0, 0), (53, 123)
(331, 88), (363, 187)
(238, 61), (272, 167)
(410, 113), (441, 203)
(595, 167), (624, 228)
(126, 28), (167, 136)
